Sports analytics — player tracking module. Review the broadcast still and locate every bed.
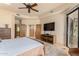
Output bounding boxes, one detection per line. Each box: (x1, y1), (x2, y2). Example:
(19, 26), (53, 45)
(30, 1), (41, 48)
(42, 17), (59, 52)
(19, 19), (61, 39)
(0, 37), (44, 56)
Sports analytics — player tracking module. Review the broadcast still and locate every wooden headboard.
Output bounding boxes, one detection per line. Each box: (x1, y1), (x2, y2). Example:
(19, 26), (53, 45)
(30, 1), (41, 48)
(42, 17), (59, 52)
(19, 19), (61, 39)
(0, 28), (11, 39)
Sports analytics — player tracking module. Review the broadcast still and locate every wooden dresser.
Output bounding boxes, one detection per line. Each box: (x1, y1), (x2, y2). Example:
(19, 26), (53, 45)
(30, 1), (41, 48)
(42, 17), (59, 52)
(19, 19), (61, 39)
(0, 28), (11, 39)
(41, 34), (54, 44)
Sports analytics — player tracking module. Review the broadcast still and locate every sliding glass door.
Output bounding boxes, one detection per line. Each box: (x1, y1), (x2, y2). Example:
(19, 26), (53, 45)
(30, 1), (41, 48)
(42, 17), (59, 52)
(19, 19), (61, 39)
(66, 7), (79, 48)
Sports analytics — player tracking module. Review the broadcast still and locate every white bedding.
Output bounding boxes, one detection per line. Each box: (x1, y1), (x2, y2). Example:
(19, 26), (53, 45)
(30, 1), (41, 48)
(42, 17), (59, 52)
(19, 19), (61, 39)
(0, 37), (43, 56)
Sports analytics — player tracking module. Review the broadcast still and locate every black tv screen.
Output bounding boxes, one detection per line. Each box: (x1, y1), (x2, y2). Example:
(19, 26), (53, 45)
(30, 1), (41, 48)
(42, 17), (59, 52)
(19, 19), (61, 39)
(44, 22), (55, 31)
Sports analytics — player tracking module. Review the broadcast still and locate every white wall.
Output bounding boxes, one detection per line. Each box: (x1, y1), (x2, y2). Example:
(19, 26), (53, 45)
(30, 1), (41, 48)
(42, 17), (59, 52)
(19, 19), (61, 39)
(0, 9), (15, 39)
(22, 18), (40, 37)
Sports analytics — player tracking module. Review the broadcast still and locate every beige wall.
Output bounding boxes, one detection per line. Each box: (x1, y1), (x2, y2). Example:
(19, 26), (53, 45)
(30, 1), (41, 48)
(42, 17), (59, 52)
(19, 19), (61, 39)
(40, 12), (66, 45)
(54, 13), (66, 45)
(0, 4), (76, 42)
(39, 4), (78, 46)
(0, 9), (15, 39)
(22, 18), (40, 38)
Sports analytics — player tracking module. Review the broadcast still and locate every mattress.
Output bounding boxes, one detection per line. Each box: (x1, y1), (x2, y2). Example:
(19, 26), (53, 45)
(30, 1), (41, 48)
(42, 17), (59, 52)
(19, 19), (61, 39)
(0, 37), (43, 56)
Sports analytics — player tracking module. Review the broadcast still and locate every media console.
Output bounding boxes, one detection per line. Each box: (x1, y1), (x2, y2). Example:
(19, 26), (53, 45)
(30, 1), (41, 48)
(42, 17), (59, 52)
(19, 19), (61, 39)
(41, 34), (54, 44)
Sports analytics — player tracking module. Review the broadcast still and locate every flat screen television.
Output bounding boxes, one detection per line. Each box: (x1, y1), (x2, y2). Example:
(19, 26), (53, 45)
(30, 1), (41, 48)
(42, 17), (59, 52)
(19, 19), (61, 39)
(44, 22), (55, 31)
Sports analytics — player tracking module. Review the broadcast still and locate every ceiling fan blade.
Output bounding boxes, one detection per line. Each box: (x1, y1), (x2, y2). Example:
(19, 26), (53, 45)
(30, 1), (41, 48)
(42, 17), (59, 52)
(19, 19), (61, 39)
(31, 3), (37, 7)
(23, 3), (28, 7)
(28, 8), (30, 13)
(18, 7), (27, 9)
(31, 8), (38, 12)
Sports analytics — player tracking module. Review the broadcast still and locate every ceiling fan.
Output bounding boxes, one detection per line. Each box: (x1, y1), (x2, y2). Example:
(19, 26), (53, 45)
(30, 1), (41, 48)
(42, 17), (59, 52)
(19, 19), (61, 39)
(18, 3), (39, 13)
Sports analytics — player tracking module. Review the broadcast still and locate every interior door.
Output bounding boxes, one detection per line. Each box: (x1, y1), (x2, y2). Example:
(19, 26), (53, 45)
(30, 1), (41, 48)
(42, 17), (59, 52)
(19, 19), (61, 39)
(35, 24), (41, 39)
(20, 24), (26, 37)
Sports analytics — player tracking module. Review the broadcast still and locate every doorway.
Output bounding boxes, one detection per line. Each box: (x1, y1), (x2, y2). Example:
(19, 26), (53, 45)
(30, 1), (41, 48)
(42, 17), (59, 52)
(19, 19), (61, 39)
(66, 7), (79, 48)
(15, 19), (26, 38)
(29, 25), (35, 38)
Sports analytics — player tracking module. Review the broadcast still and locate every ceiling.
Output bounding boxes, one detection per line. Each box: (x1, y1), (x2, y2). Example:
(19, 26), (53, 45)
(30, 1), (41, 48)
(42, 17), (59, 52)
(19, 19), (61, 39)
(0, 3), (78, 17)
(0, 3), (64, 15)
(12, 3), (64, 15)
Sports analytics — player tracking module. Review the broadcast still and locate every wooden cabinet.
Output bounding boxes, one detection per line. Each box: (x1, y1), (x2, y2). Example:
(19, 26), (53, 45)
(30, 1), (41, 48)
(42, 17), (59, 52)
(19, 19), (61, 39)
(0, 28), (11, 39)
(41, 34), (53, 44)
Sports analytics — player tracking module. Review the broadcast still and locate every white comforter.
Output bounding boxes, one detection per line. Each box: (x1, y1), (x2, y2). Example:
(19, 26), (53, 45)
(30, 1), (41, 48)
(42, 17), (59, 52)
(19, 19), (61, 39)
(0, 37), (43, 56)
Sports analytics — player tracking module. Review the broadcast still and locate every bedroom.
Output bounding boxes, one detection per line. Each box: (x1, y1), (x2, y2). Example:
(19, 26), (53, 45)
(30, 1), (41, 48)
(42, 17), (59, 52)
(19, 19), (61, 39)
(0, 3), (79, 56)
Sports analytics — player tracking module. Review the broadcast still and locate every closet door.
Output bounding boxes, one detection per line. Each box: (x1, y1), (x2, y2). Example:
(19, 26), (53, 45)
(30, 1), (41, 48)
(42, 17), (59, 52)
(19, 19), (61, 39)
(35, 24), (41, 39)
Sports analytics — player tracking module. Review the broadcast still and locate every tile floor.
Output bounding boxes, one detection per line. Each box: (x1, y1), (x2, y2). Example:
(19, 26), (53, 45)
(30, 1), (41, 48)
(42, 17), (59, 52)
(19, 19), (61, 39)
(35, 39), (69, 56)
(44, 42), (68, 56)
